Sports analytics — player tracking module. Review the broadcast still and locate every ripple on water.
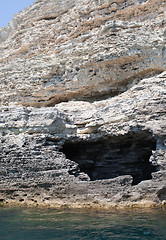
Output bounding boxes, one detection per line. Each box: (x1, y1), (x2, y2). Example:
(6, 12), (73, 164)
(0, 207), (166, 240)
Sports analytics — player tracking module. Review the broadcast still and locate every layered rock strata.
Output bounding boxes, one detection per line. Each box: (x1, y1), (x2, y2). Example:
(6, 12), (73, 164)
(0, 0), (166, 208)
(0, 0), (165, 107)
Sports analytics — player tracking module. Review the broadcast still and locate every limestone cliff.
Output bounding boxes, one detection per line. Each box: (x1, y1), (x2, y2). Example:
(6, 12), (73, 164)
(0, 0), (166, 208)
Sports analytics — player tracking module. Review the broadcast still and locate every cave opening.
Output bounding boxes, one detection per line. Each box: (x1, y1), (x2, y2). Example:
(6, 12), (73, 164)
(61, 131), (157, 185)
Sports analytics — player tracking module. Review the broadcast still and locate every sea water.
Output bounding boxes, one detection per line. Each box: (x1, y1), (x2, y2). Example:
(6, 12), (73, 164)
(0, 207), (166, 240)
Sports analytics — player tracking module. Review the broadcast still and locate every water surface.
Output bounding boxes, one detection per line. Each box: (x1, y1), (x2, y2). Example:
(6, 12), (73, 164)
(0, 207), (166, 240)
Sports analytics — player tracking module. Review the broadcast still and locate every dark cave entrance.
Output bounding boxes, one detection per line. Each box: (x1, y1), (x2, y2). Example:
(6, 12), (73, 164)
(61, 130), (157, 185)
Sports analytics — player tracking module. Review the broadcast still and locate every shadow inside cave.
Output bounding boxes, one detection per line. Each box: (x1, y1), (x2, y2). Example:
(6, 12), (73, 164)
(157, 188), (166, 201)
(61, 130), (158, 185)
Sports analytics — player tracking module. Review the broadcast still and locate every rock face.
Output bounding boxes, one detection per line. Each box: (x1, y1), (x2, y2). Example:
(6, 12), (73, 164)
(0, 0), (166, 208)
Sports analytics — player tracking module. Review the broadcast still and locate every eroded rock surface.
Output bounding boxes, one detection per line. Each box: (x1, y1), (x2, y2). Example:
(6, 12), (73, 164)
(0, 0), (166, 208)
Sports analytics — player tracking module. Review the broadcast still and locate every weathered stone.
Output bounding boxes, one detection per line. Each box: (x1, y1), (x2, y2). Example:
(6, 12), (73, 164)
(0, 0), (165, 209)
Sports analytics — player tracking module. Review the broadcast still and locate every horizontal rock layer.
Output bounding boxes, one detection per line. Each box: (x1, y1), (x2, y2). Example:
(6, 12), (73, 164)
(0, 0), (165, 106)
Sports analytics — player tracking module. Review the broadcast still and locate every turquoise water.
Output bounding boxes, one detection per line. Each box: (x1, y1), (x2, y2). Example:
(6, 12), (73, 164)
(0, 207), (166, 240)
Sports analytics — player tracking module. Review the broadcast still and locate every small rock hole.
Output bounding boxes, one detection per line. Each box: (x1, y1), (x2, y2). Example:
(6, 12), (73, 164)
(157, 188), (166, 201)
